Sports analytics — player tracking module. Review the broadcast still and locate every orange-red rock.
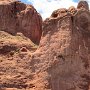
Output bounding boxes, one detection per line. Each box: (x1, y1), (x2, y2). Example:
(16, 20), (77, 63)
(0, 0), (42, 44)
(0, 1), (90, 90)
(31, 1), (90, 90)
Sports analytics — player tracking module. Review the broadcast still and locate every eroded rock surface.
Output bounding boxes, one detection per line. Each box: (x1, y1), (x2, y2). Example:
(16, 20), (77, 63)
(0, 0), (42, 44)
(0, 1), (90, 90)
(30, 1), (90, 90)
(77, 1), (89, 11)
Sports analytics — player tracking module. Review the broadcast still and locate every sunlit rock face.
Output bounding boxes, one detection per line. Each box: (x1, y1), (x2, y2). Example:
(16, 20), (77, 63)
(0, 0), (42, 44)
(0, 1), (90, 90)
(31, 1), (90, 90)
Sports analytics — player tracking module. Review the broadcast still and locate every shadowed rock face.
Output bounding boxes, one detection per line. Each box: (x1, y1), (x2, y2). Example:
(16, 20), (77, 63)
(77, 1), (89, 11)
(0, 1), (90, 90)
(0, 0), (42, 44)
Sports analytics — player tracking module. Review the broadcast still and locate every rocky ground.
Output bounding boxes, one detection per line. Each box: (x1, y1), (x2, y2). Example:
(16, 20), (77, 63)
(0, 0), (90, 90)
(0, 31), (37, 90)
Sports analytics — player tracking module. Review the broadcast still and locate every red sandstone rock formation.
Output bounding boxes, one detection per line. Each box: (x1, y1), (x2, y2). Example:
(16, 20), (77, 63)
(30, 1), (90, 90)
(0, 1), (90, 90)
(0, 0), (42, 44)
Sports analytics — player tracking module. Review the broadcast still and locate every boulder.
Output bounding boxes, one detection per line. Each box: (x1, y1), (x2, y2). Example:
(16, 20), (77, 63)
(68, 6), (77, 15)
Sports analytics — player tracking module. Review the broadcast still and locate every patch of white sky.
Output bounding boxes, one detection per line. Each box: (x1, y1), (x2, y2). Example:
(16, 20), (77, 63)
(23, 0), (90, 19)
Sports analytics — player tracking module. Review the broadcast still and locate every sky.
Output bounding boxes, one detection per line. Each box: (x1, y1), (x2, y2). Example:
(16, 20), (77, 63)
(20, 0), (90, 19)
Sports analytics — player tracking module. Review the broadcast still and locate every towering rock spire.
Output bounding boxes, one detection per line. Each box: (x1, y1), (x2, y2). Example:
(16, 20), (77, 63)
(0, 1), (90, 90)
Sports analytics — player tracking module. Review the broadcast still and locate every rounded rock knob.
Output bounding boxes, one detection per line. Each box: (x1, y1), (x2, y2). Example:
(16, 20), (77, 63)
(77, 1), (89, 11)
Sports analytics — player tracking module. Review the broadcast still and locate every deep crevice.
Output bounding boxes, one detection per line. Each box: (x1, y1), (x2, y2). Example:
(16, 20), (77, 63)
(56, 55), (65, 61)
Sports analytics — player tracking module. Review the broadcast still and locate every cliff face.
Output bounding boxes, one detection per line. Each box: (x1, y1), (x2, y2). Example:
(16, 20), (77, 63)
(0, 0), (42, 44)
(0, 1), (90, 90)
(31, 1), (90, 90)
